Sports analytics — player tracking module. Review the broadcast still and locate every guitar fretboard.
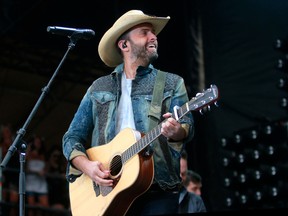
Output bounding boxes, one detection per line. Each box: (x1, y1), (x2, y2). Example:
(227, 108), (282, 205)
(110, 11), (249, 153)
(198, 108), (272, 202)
(122, 102), (190, 164)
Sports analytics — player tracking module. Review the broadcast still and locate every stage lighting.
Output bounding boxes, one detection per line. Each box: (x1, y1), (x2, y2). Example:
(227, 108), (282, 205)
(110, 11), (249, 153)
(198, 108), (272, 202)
(274, 38), (288, 53)
(278, 77), (288, 91)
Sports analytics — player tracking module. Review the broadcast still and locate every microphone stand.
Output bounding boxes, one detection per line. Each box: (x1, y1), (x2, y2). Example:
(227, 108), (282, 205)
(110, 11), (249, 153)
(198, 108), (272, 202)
(1, 35), (80, 216)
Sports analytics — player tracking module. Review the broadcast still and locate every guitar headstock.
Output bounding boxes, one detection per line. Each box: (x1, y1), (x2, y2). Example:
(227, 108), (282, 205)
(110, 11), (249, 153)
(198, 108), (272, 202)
(188, 84), (219, 113)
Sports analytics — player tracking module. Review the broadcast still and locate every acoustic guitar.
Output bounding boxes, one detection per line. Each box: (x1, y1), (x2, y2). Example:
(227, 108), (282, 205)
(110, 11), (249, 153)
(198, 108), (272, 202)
(69, 84), (219, 216)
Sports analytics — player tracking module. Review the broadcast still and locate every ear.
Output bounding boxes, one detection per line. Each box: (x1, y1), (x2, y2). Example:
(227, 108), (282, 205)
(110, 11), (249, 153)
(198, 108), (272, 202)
(122, 40), (127, 48)
(118, 40), (127, 50)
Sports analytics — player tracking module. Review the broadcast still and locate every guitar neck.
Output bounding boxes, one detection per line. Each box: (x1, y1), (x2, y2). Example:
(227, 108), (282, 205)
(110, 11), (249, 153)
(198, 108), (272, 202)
(121, 84), (219, 165)
(121, 102), (190, 164)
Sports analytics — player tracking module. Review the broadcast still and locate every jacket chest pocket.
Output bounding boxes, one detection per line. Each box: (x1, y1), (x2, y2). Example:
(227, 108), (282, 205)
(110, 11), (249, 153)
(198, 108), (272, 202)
(91, 92), (116, 116)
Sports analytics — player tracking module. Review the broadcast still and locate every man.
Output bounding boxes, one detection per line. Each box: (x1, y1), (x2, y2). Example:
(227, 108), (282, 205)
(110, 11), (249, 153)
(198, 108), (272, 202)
(180, 149), (203, 196)
(62, 10), (194, 215)
(179, 149), (206, 213)
(178, 179), (207, 213)
(184, 169), (203, 196)
(180, 148), (189, 181)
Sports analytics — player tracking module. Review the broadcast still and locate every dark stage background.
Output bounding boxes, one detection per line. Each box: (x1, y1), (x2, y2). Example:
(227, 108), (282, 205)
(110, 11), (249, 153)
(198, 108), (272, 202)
(0, 0), (288, 214)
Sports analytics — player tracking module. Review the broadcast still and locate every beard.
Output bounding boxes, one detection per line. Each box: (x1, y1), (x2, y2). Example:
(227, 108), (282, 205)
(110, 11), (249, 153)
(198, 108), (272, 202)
(148, 51), (158, 63)
(131, 42), (159, 64)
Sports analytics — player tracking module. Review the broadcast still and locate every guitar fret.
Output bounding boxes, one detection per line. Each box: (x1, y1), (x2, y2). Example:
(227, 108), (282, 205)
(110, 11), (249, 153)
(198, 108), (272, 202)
(147, 131), (152, 143)
(126, 145), (132, 162)
(179, 106), (184, 118)
(122, 151), (126, 163)
(124, 150), (127, 162)
(137, 139), (142, 152)
(155, 126), (161, 138)
(140, 136), (146, 149)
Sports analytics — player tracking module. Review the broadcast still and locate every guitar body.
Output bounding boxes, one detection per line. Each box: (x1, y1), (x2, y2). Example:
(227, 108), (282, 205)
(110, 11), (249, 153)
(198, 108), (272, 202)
(69, 128), (154, 216)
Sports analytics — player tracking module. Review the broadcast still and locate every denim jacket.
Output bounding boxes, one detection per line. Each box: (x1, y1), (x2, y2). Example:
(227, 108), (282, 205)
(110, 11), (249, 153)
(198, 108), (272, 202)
(62, 63), (194, 190)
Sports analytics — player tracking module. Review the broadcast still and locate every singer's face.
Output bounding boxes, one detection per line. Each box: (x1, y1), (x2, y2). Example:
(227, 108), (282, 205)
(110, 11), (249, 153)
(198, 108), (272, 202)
(127, 23), (159, 64)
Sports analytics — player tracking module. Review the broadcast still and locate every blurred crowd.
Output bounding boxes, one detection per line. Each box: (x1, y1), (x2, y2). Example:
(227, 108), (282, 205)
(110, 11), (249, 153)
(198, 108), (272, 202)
(0, 123), (70, 216)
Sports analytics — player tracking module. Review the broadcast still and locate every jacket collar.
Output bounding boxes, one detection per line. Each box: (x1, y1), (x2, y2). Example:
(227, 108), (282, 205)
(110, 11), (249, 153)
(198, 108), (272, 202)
(111, 63), (154, 77)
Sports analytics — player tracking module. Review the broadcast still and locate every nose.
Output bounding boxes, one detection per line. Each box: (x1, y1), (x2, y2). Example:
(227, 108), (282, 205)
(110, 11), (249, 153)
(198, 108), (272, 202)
(149, 31), (157, 40)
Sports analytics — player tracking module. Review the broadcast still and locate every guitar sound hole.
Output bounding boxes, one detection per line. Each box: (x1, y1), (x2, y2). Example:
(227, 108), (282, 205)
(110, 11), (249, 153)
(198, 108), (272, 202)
(110, 155), (122, 177)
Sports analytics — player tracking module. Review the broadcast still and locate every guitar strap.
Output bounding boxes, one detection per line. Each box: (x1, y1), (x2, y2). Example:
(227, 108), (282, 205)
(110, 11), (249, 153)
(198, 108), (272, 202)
(148, 70), (167, 130)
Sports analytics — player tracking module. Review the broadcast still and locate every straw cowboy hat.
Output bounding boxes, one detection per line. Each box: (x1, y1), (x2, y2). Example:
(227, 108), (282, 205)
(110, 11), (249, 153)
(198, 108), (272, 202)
(98, 10), (170, 67)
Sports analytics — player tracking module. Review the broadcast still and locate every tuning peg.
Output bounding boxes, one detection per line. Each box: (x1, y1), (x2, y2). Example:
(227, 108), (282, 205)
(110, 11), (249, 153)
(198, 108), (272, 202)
(199, 106), (210, 115)
(214, 101), (219, 107)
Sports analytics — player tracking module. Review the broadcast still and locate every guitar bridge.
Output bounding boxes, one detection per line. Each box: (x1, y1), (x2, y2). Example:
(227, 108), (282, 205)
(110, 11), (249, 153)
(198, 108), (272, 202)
(93, 182), (100, 197)
(93, 181), (114, 197)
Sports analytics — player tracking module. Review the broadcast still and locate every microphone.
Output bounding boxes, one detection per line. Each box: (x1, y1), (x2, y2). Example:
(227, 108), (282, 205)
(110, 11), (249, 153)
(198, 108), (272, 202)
(47, 26), (95, 40)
